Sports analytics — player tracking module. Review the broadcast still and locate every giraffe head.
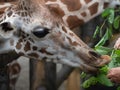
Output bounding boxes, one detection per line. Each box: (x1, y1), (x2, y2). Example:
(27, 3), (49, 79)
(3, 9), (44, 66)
(0, 0), (110, 73)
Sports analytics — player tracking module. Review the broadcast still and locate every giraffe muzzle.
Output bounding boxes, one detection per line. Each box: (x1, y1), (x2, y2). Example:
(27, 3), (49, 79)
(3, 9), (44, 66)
(88, 51), (111, 67)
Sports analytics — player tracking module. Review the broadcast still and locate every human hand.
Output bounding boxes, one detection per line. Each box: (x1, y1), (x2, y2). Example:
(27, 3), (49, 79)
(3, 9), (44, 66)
(114, 38), (120, 49)
(107, 67), (120, 84)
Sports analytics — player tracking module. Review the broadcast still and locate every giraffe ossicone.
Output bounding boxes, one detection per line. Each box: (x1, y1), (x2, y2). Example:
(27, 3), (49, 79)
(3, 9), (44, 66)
(0, 0), (111, 72)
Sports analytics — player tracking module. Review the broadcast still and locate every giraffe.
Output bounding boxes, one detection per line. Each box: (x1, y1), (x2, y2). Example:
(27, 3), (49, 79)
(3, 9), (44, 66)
(45, 0), (120, 29)
(0, 0), (119, 89)
(0, 1), (21, 90)
(1, 0), (120, 29)
(0, 0), (120, 29)
(0, 0), (16, 14)
(8, 60), (21, 90)
(0, 0), (111, 72)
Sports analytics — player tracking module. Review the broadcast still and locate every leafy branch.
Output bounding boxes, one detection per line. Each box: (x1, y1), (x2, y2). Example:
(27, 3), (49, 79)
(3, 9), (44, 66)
(82, 8), (120, 89)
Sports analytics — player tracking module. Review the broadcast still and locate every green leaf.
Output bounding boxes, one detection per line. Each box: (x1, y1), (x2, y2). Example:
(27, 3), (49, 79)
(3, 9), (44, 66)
(108, 9), (114, 24)
(108, 61), (116, 68)
(114, 50), (120, 56)
(81, 72), (87, 79)
(108, 26), (112, 38)
(93, 26), (100, 38)
(102, 8), (112, 18)
(102, 8), (114, 24)
(95, 46), (113, 55)
(82, 77), (98, 88)
(95, 29), (110, 47)
(113, 16), (120, 29)
(97, 74), (114, 87)
(117, 86), (120, 90)
(99, 65), (110, 74)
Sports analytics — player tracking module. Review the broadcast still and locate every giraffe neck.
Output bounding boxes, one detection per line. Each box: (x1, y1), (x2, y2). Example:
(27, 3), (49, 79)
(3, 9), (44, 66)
(45, 0), (119, 29)
(18, 0), (45, 7)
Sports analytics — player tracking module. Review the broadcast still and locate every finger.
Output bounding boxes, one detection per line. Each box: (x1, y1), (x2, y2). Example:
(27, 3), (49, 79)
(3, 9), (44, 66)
(107, 72), (114, 78)
(107, 74), (112, 79)
(110, 77), (118, 83)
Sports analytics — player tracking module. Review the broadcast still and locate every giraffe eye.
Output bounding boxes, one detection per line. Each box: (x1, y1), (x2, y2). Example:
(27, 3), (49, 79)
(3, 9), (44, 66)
(32, 26), (50, 38)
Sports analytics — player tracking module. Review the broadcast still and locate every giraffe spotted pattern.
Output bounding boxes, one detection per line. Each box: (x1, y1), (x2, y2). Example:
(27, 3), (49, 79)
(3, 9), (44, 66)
(0, 0), (111, 73)
(45, 0), (120, 28)
(0, 0), (119, 89)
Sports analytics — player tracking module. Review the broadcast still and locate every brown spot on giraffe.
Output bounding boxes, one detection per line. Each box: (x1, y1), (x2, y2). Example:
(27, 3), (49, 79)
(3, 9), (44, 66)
(22, 0), (25, 6)
(39, 48), (53, 55)
(24, 7), (28, 10)
(32, 46), (38, 51)
(72, 41), (80, 46)
(88, 2), (99, 15)
(0, 8), (6, 14)
(10, 63), (21, 74)
(67, 16), (84, 29)
(29, 38), (34, 43)
(103, 3), (109, 9)
(47, 4), (65, 17)
(81, 12), (87, 17)
(69, 32), (74, 37)
(9, 62), (21, 88)
(22, 34), (26, 38)
(24, 41), (31, 52)
(16, 39), (23, 49)
(20, 12), (27, 17)
(28, 53), (39, 58)
(62, 26), (67, 33)
(7, 11), (13, 17)
(18, 52), (24, 56)
(61, 0), (81, 11)
(67, 37), (79, 46)
(84, 0), (92, 4)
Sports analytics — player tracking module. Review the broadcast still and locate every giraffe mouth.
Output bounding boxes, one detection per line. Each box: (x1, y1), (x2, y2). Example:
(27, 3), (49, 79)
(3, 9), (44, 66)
(87, 51), (111, 67)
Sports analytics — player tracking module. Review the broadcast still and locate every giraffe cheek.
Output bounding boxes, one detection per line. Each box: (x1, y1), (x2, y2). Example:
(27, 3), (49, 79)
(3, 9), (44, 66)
(16, 40), (22, 50)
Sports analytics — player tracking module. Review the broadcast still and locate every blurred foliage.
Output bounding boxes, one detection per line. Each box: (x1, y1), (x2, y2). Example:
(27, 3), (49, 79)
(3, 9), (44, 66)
(82, 8), (120, 89)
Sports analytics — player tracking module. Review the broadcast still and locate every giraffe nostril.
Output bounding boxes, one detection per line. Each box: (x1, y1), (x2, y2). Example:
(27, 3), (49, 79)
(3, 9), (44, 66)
(89, 51), (101, 58)
(0, 22), (13, 32)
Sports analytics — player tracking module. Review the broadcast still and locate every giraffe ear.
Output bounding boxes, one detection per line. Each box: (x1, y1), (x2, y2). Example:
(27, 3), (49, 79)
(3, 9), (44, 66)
(47, 4), (65, 17)
(32, 26), (50, 38)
